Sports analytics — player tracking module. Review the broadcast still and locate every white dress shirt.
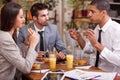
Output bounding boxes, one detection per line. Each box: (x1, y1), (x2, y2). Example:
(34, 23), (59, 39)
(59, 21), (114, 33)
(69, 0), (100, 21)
(83, 18), (120, 73)
(34, 24), (45, 51)
(34, 24), (45, 34)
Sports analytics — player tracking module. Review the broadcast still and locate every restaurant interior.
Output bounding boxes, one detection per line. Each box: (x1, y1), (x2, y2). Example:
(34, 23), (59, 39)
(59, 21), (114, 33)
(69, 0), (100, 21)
(0, 0), (120, 80)
(0, 0), (120, 41)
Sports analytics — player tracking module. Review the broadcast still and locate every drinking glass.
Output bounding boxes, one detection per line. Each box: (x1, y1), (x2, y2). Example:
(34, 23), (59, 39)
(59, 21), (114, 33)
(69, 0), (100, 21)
(49, 53), (56, 71)
(73, 47), (81, 65)
(89, 53), (96, 66)
(66, 45), (74, 69)
(78, 52), (89, 66)
(66, 54), (73, 69)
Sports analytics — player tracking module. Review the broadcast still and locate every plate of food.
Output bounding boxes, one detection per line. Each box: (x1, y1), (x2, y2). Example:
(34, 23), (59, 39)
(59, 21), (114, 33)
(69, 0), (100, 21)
(32, 62), (41, 70)
(78, 59), (88, 66)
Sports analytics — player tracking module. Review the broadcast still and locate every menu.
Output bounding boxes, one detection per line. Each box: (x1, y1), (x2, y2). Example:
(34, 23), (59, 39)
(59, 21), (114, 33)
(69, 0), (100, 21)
(63, 69), (117, 80)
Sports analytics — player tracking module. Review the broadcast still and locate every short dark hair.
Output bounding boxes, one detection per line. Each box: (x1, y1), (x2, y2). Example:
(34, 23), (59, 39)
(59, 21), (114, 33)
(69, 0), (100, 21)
(90, 0), (110, 13)
(1, 2), (22, 31)
(30, 3), (49, 17)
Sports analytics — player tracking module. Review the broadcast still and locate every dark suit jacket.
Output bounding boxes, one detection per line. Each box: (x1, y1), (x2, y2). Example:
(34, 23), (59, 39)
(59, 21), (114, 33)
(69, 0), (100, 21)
(17, 23), (67, 54)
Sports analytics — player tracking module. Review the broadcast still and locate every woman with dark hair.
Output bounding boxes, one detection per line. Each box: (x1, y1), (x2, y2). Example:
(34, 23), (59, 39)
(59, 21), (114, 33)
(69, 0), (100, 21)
(0, 2), (39, 80)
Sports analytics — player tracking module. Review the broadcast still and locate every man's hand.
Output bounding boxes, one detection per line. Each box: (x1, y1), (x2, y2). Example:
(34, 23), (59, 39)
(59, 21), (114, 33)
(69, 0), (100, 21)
(36, 51), (45, 61)
(56, 52), (66, 60)
(37, 51), (45, 58)
(69, 29), (81, 41)
(85, 29), (98, 47)
(85, 29), (104, 52)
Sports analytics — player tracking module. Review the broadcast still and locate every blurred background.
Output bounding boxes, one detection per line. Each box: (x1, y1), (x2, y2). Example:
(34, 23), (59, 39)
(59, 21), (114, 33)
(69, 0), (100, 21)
(0, 0), (120, 48)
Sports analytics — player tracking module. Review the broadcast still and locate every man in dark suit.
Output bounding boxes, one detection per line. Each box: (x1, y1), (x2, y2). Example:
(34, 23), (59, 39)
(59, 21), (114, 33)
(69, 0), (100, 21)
(17, 3), (67, 60)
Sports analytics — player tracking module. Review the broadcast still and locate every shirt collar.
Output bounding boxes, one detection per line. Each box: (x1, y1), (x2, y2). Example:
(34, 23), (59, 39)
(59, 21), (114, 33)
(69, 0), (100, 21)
(34, 23), (45, 32)
(96, 18), (112, 32)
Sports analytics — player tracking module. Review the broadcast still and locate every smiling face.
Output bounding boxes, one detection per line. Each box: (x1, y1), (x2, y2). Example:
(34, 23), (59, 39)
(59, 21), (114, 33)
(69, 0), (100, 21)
(14, 8), (25, 29)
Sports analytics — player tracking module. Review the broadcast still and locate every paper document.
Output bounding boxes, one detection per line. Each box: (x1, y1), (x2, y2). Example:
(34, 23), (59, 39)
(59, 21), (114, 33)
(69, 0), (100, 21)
(75, 65), (92, 69)
(64, 69), (117, 80)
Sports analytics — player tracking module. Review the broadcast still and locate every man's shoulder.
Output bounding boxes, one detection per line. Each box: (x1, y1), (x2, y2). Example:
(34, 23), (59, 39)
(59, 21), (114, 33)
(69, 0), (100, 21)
(108, 20), (120, 32)
(48, 23), (57, 27)
(45, 23), (58, 33)
(47, 23), (57, 29)
(112, 20), (120, 25)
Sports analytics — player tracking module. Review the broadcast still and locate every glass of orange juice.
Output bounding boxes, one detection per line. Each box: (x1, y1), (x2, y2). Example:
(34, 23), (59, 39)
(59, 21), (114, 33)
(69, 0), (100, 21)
(66, 54), (73, 69)
(49, 53), (56, 71)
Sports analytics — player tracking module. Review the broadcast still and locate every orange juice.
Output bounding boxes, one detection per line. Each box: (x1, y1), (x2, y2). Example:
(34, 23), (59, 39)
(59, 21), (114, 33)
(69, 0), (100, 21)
(66, 54), (73, 69)
(49, 54), (55, 58)
(49, 57), (56, 71)
(49, 53), (56, 71)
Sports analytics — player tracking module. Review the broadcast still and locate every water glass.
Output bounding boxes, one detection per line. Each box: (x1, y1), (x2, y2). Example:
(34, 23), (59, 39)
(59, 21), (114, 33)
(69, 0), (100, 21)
(89, 54), (96, 66)
(73, 47), (82, 65)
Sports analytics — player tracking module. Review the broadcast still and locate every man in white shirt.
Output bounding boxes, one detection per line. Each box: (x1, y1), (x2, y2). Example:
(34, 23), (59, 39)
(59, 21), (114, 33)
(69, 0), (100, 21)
(69, 0), (120, 74)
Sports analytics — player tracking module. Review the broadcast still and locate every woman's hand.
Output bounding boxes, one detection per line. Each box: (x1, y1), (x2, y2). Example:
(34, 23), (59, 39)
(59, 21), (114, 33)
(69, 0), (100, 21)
(27, 28), (39, 49)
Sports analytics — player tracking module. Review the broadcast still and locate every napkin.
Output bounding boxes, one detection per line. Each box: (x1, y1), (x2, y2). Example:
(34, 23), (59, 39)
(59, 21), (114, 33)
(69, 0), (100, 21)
(75, 65), (92, 69)
(31, 69), (49, 73)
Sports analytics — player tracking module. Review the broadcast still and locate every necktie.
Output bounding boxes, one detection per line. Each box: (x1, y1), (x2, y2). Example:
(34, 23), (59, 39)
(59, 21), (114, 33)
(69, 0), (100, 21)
(95, 30), (102, 67)
(38, 31), (44, 51)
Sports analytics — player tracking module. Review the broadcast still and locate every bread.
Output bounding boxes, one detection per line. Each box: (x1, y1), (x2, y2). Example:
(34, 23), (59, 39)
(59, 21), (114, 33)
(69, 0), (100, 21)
(78, 59), (87, 66)
(32, 63), (40, 69)
(28, 28), (33, 34)
(43, 58), (49, 63)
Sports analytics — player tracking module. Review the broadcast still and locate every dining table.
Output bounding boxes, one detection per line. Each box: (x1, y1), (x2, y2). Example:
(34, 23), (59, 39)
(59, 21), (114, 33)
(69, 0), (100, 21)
(24, 60), (120, 80)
